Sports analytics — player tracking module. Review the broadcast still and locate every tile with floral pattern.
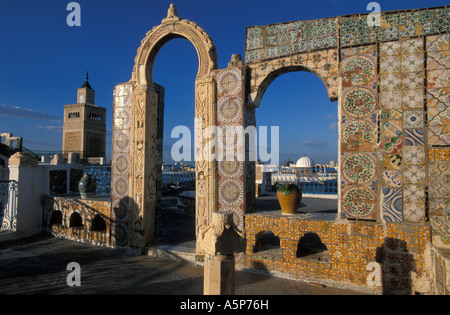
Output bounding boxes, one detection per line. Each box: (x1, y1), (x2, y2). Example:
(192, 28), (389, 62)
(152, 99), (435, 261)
(429, 161), (450, 199)
(404, 146), (425, 164)
(404, 164), (425, 184)
(403, 202), (426, 222)
(404, 185), (425, 203)
(402, 89), (423, 109)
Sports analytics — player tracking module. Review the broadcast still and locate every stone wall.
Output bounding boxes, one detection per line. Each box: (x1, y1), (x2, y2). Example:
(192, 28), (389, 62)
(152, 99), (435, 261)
(242, 211), (432, 294)
(42, 196), (112, 247)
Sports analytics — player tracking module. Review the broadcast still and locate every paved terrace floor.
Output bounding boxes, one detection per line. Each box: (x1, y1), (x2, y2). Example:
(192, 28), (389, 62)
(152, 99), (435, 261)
(0, 233), (367, 295)
(0, 192), (370, 296)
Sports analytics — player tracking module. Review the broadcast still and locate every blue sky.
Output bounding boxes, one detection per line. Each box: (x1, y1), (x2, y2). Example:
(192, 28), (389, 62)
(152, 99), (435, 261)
(0, 0), (447, 165)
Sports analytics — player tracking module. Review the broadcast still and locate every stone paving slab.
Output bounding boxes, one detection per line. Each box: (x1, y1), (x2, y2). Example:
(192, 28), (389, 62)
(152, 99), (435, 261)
(0, 233), (369, 296)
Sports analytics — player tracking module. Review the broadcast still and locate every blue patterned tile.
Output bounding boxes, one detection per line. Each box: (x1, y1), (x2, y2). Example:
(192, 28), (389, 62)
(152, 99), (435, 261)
(404, 110), (425, 128)
(404, 128), (424, 146)
(383, 188), (403, 222)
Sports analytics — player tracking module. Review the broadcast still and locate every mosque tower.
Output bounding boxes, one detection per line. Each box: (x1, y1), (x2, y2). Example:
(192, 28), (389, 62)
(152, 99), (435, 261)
(62, 72), (106, 161)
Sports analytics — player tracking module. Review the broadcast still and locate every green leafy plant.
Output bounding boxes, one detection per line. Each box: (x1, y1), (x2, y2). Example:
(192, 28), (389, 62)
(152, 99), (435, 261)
(276, 183), (301, 195)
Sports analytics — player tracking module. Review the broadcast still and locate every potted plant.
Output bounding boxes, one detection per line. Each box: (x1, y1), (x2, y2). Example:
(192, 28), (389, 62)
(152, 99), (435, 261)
(276, 183), (302, 215)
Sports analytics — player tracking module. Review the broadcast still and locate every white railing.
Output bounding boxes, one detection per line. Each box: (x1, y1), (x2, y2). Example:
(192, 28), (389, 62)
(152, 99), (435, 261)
(0, 180), (18, 231)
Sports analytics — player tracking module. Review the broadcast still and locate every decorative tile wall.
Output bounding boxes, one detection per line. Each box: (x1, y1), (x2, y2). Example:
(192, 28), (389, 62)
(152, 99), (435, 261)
(340, 45), (379, 220)
(216, 67), (246, 231)
(429, 148), (450, 247)
(241, 5), (449, 290)
(245, 18), (338, 63)
(426, 34), (449, 146)
(379, 38), (427, 223)
(245, 7), (450, 64)
(426, 33), (449, 246)
(341, 8), (449, 47)
(242, 212), (431, 293)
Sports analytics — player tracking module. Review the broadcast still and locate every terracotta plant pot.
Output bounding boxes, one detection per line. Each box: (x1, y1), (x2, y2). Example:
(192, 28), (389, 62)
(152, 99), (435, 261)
(276, 184), (302, 215)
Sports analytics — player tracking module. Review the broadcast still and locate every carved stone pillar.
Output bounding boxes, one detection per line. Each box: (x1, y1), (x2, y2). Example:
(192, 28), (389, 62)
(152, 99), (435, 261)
(129, 84), (160, 248)
(195, 76), (218, 253)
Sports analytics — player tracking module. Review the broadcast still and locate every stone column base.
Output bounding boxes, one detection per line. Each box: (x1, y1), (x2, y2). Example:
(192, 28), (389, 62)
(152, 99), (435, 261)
(204, 254), (235, 295)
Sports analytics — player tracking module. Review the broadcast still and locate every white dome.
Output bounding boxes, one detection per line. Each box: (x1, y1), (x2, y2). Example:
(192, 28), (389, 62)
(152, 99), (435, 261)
(296, 156), (315, 168)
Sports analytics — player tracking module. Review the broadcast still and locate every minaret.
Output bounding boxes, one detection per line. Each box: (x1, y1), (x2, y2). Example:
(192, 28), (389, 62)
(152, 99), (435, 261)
(62, 72), (106, 162)
(77, 71), (95, 104)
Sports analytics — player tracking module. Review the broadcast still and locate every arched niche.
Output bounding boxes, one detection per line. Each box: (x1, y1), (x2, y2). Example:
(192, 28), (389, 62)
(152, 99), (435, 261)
(69, 212), (83, 228)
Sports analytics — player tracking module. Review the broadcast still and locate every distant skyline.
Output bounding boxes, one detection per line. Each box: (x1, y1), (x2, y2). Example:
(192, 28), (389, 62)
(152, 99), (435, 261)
(1, 0), (448, 165)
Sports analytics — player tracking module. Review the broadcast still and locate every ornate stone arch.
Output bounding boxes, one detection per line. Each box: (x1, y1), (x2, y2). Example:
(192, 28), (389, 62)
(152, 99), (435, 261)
(111, 5), (219, 250)
(131, 10), (218, 85)
(246, 49), (339, 108)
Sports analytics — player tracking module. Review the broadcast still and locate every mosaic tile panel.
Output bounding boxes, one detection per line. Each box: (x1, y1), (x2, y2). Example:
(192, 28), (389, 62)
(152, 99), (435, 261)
(426, 34), (450, 146)
(404, 184), (425, 203)
(429, 148), (450, 246)
(246, 7), (449, 64)
(384, 154), (402, 170)
(340, 46), (378, 221)
(341, 152), (377, 186)
(341, 120), (377, 152)
(245, 18), (338, 63)
(429, 160), (450, 200)
(404, 110), (425, 129)
(216, 67), (245, 231)
(380, 39), (425, 121)
(340, 7), (450, 47)
(379, 38), (429, 224)
(403, 184), (426, 223)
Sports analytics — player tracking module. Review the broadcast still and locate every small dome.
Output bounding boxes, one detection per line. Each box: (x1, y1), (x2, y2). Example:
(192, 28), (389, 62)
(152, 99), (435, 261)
(296, 156), (315, 168)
